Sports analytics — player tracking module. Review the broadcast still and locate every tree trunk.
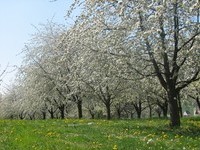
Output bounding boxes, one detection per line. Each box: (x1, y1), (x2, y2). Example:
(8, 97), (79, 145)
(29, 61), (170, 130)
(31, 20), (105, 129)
(59, 104), (65, 119)
(196, 96), (200, 110)
(130, 112), (134, 119)
(48, 108), (55, 119)
(10, 115), (14, 119)
(136, 110), (141, 119)
(168, 90), (180, 127)
(163, 107), (168, 118)
(163, 100), (168, 118)
(90, 112), (95, 119)
(148, 103), (152, 118)
(42, 111), (46, 120)
(189, 95), (200, 111)
(124, 111), (129, 119)
(19, 111), (26, 120)
(159, 104), (168, 118)
(177, 92), (183, 117)
(116, 108), (121, 119)
(157, 111), (161, 118)
(29, 114), (35, 120)
(60, 109), (65, 119)
(88, 107), (95, 119)
(115, 103), (122, 119)
(133, 101), (142, 119)
(77, 99), (83, 119)
(147, 97), (152, 118)
(157, 99), (168, 118)
(149, 107), (152, 118)
(105, 102), (111, 120)
(91, 114), (95, 119)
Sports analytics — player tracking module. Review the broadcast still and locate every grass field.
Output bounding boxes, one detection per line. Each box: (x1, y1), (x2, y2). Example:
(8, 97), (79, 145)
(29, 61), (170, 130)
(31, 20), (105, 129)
(0, 117), (200, 150)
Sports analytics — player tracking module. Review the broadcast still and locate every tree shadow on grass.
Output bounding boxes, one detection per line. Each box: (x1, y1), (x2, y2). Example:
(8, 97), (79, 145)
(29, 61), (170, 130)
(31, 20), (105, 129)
(124, 117), (200, 138)
(137, 122), (200, 138)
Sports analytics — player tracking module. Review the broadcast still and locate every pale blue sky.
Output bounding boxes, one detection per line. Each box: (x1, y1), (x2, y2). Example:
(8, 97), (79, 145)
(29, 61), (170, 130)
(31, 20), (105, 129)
(0, 0), (74, 89)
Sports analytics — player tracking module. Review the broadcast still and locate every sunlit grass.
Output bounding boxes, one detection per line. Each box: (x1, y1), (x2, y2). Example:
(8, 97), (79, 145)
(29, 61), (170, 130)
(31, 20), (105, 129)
(0, 117), (199, 150)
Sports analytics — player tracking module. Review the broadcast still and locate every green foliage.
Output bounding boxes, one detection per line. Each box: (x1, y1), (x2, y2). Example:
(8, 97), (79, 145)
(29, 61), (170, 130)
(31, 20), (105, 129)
(0, 118), (199, 150)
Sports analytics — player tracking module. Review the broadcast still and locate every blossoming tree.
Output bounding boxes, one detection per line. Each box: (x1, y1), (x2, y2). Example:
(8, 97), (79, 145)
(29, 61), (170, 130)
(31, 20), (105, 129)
(70, 0), (200, 127)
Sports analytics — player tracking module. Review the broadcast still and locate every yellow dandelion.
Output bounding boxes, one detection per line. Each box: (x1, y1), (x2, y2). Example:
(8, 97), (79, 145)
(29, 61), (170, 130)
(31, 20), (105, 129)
(175, 135), (179, 139)
(113, 144), (118, 150)
(163, 134), (168, 139)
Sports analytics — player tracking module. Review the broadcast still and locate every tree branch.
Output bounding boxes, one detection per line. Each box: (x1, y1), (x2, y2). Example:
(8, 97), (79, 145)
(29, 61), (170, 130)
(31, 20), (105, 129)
(176, 69), (200, 91)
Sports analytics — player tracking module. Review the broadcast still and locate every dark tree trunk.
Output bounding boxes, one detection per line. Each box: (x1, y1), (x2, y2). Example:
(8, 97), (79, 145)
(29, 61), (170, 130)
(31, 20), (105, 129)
(168, 89), (180, 127)
(149, 106), (152, 118)
(77, 99), (83, 119)
(60, 109), (65, 119)
(163, 106), (168, 118)
(155, 106), (162, 118)
(42, 111), (46, 120)
(50, 112), (54, 119)
(163, 100), (168, 118)
(157, 99), (168, 118)
(72, 94), (83, 119)
(19, 111), (26, 120)
(116, 108), (121, 119)
(124, 111), (129, 119)
(115, 103), (122, 119)
(19, 115), (24, 120)
(10, 115), (14, 119)
(130, 112), (134, 119)
(160, 105), (168, 118)
(89, 110), (95, 119)
(147, 97), (152, 118)
(133, 101), (142, 119)
(105, 102), (111, 120)
(58, 104), (65, 119)
(48, 108), (55, 119)
(157, 111), (161, 118)
(136, 110), (141, 119)
(88, 106), (95, 119)
(29, 112), (36, 120)
(196, 96), (200, 110)
(189, 95), (200, 111)
(91, 114), (95, 119)
(177, 92), (183, 117)
(48, 107), (57, 119)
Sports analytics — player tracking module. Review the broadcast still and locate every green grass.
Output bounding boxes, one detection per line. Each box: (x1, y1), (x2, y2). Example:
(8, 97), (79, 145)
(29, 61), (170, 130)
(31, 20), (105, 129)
(0, 117), (200, 150)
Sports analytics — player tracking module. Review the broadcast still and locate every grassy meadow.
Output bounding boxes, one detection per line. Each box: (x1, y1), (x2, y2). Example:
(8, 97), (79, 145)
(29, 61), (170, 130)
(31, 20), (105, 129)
(0, 117), (199, 150)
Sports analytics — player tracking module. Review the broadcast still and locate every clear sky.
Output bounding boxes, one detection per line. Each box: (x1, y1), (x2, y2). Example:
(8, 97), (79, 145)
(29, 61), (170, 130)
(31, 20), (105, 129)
(0, 0), (74, 90)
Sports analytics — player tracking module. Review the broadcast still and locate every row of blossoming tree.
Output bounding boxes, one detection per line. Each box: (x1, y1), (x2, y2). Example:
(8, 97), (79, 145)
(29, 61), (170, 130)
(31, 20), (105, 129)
(0, 0), (199, 127)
